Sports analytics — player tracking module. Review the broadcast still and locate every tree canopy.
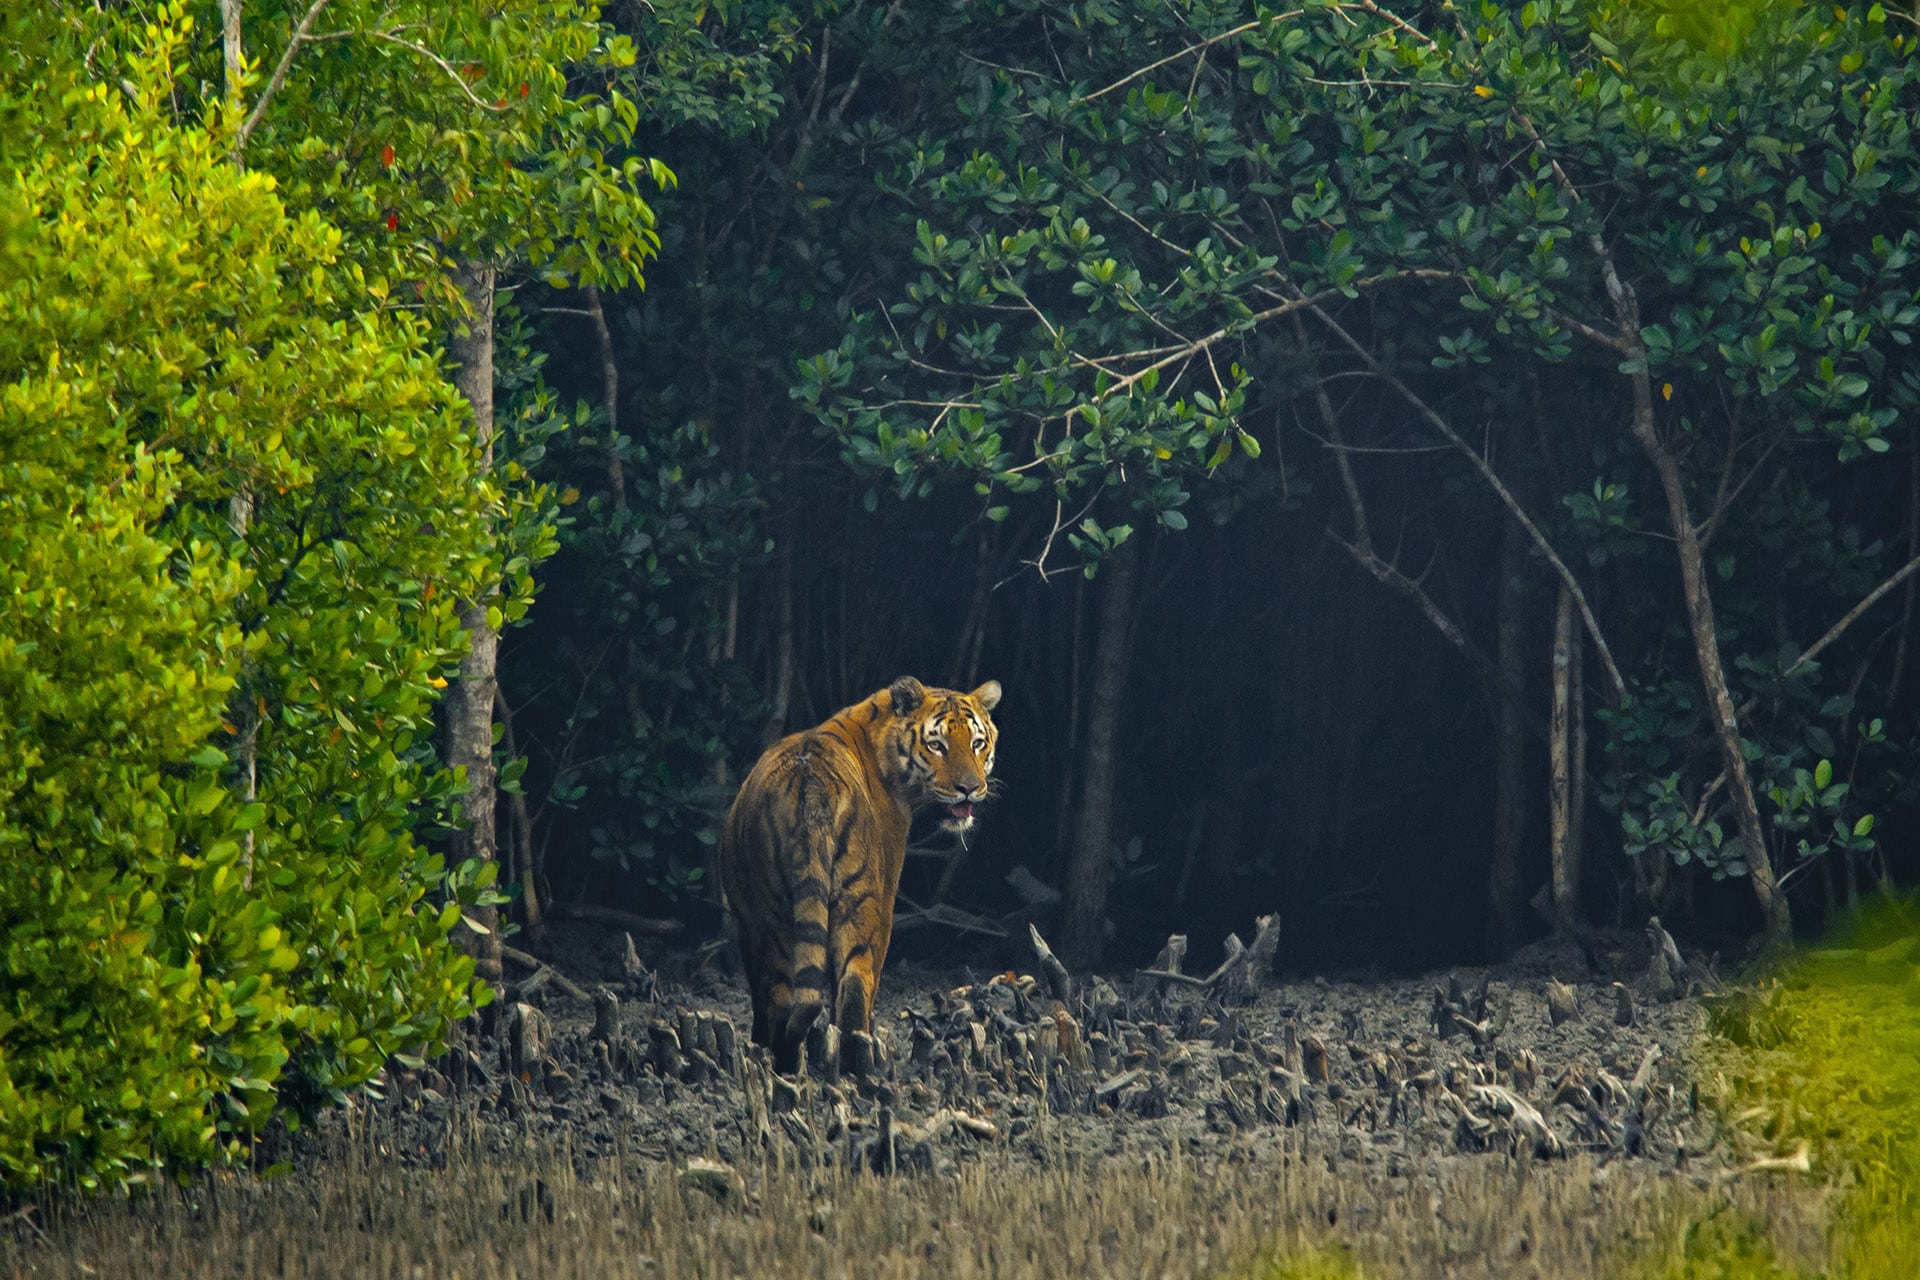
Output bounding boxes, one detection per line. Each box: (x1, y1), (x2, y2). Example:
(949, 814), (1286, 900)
(5, 0), (1919, 1191)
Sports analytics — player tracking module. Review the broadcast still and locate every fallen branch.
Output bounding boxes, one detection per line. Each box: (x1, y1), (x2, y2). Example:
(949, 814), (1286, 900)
(897, 1108), (999, 1144)
(1737, 1139), (1813, 1177)
(1466, 1083), (1566, 1157)
(502, 945), (590, 1002)
(553, 904), (685, 936)
(1136, 915), (1279, 996)
(892, 898), (1009, 938)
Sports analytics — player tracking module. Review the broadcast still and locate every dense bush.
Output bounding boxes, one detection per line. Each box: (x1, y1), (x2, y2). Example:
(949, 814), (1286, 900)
(0, 26), (494, 1191)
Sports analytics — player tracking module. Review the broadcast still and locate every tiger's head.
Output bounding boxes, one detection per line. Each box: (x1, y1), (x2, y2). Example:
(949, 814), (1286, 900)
(879, 676), (1002, 832)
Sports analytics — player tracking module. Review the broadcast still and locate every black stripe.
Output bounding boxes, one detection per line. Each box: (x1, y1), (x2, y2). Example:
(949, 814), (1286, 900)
(833, 889), (873, 918)
(791, 874), (830, 903)
(830, 810), (856, 868)
(840, 940), (872, 964)
(792, 964), (828, 988)
(836, 856), (870, 892)
(792, 920), (829, 946)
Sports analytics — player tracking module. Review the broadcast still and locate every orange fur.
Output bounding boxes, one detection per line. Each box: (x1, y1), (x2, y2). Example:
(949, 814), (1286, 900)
(720, 676), (1001, 1072)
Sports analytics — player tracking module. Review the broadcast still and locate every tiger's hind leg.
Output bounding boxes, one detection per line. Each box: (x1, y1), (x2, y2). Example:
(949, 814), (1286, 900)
(735, 929), (794, 1069)
(830, 935), (881, 1076)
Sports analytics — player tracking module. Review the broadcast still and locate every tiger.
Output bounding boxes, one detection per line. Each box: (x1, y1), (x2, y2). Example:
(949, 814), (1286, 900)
(719, 675), (1002, 1074)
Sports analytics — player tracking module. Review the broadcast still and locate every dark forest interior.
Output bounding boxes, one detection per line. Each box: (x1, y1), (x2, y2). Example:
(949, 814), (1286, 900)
(481, 2), (1920, 974)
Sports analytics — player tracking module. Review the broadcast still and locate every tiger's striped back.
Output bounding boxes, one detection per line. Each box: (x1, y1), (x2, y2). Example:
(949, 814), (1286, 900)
(720, 675), (1001, 1073)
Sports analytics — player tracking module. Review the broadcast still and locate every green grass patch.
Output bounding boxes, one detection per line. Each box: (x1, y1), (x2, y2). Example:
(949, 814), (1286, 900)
(1699, 893), (1920, 1278)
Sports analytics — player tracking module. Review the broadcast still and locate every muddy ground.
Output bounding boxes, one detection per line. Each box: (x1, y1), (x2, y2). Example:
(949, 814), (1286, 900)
(434, 918), (1720, 1181)
(4, 920), (1836, 1279)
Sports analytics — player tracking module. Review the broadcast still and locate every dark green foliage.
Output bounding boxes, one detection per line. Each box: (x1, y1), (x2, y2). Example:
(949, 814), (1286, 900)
(492, 0), (1920, 945)
(788, 0), (1920, 909)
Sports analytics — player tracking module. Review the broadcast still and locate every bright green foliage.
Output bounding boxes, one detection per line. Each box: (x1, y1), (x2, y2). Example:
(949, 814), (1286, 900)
(201, 0), (669, 301)
(193, 0), (679, 882)
(1702, 895), (1920, 1276)
(0, 20), (494, 1191)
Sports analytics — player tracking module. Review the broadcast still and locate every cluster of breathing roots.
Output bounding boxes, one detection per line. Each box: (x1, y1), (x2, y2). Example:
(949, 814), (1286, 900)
(406, 915), (1711, 1186)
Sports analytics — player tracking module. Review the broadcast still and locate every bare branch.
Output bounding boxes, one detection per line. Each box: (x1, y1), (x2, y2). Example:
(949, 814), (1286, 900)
(1784, 551), (1920, 683)
(233, 0), (334, 160)
(1304, 298), (1629, 701)
(1063, 270), (1454, 424)
(1350, 0), (1440, 52)
(364, 29), (513, 115)
(1075, 15), (1300, 105)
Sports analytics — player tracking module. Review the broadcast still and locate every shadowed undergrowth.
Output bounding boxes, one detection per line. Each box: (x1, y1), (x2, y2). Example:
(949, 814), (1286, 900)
(1, 1114), (1832, 1280)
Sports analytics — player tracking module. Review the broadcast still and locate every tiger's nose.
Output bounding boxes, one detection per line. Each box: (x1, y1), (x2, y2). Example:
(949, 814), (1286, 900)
(956, 781), (984, 799)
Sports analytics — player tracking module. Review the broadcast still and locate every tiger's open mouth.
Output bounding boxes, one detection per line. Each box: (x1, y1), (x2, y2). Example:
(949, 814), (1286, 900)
(945, 800), (975, 822)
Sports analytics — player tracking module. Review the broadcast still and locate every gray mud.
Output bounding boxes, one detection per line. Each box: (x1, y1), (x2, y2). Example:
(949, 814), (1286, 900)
(382, 922), (1716, 1184)
(7, 924), (1833, 1279)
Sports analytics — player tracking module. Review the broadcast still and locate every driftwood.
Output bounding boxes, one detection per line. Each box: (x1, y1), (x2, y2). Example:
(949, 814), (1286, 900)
(1465, 1082), (1565, 1157)
(1004, 865), (1063, 907)
(1736, 1139), (1813, 1177)
(1224, 915), (1281, 1004)
(554, 903), (685, 936)
(1135, 915), (1280, 999)
(502, 945), (591, 1002)
(619, 932), (660, 1003)
(896, 1107), (997, 1143)
(892, 897), (1009, 938)
(1646, 914), (1689, 999)
(1092, 1068), (1144, 1104)
(1432, 973), (1503, 1046)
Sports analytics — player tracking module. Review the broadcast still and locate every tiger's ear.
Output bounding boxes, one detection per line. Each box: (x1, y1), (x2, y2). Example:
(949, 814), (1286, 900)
(887, 676), (927, 716)
(970, 679), (1002, 711)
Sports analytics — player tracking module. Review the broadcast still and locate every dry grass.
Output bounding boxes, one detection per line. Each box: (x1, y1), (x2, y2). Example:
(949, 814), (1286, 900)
(2, 1110), (1835, 1280)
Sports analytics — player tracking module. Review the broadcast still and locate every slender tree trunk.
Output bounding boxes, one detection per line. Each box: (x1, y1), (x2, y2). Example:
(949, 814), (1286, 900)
(496, 686), (544, 944)
(1488, 510), (1530, 955)
(1548, 583), (1583, 933)
(762, 528), (796, 747)
(1062, 536), (1141, 968)
(446, 262), (503, 992)
(218, 0), (243, 106)
(1891, 445), (1918, 703)
(1052, 576), (1087, 871)
(1568, 618), (1587, 899)
(215, 0), (261, 886)
(948, 522), (1000, 689)
(1629, 388), (1790, 943)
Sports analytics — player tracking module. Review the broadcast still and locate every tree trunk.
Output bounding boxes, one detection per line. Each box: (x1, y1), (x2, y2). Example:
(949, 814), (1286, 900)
(1548, 583), (1582, 933)
(1628, 386), (1790, 943)
(1051, 576), (1087, 872)
(762, 528), (796, 747)
(446, 262), (504, 992)
(496, 685), (544, 945)
(948, 522), (1000, 689)
(1487, 510), (1530, 955)
(1568, 615), (1587, 905)
(1062, 535), (1141, 968)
